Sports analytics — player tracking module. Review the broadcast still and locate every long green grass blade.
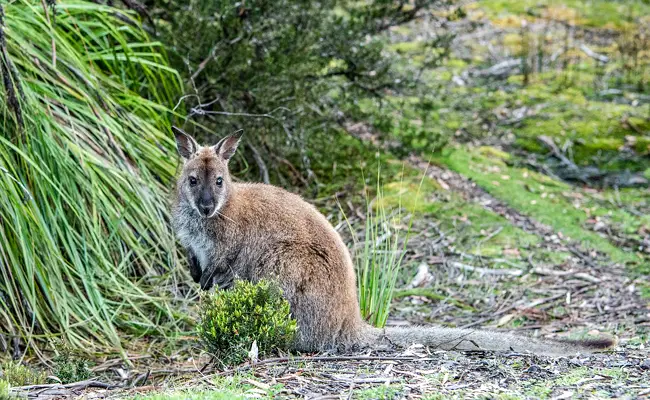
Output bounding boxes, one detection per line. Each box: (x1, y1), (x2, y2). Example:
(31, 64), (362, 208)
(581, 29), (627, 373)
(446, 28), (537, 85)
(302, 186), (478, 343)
(0, 0), (189, 354)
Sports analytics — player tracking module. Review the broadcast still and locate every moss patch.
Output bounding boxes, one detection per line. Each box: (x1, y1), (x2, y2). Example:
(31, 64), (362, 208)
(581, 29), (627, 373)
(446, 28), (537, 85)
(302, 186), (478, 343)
(436, 145), (638, 264)
(0, 361), (47, 387)
(377, 164), (541, 260)
(478, 0), (650, 30)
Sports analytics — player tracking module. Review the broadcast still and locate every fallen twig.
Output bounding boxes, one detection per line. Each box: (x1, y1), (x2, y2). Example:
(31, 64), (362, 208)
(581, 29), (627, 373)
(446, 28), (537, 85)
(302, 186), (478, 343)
(567, 247), (600, 269)
(537, 135), (577, 169)
(579, 44), (609, 63)
(188, 355), (442, 384)
(471, 59), (521, 78)
(10, 379), (117, 395)
(449, 261), (523, 277)
(532, 267), (601, 284)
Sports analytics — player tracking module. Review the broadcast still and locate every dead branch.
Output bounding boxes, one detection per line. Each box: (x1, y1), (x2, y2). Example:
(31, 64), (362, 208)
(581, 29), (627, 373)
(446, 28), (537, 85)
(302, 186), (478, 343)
(579, 44), (609, 63)
(532, 267), (601, 284)
(188, 355), (444, 385)
(471, 59), (521, 78)
(567, 246), (600, 269)
(188, 104), (294, 140)
(10, 379), (117, 397)
(248, 143), (270, 184)
(537, 135), (578, 170)
(449, 261), (523, 277)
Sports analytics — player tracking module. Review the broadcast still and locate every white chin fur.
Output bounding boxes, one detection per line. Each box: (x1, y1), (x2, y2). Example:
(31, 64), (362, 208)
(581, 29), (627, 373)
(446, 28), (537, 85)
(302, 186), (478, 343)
(207, 198), (224, 219)
(207, 189), (226, 219)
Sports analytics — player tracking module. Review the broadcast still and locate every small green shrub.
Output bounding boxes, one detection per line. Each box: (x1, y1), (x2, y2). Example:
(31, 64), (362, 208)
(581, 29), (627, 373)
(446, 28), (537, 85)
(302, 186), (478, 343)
(52, 350), (92, 384)
(0, 361), (46, 386)
(197, 280), (297, 366)
(0, 380), (9, 399)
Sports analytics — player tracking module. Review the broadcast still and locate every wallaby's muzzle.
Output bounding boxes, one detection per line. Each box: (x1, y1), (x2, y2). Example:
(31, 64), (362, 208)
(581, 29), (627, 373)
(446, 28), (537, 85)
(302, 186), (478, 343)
(198, 187), (216, 217)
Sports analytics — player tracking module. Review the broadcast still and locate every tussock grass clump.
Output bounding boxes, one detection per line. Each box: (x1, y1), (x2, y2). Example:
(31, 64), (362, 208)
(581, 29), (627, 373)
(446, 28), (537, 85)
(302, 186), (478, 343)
(0, 0), (185, 354)
(197, 280), (297, 366)
(348, 169), (418, 328)
(355, 199), (410, 328)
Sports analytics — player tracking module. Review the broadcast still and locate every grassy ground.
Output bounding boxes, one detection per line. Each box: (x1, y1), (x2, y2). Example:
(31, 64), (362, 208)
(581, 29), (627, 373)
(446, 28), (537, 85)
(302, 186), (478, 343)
(119, 357), (648, 399)
(4, 0), (650, 398)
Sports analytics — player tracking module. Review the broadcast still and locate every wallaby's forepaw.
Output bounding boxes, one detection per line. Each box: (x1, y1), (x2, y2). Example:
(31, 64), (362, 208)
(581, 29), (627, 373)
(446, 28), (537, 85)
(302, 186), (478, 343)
(199, 273), (214, 291)
(187, 251), (202, 283)
(215, 275), (234, 290)
(199, 270), (234, 291)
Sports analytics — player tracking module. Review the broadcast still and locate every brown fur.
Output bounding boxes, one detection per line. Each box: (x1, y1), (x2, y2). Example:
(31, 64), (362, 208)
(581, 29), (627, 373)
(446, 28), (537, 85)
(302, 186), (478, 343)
(171, 128), (616, 356)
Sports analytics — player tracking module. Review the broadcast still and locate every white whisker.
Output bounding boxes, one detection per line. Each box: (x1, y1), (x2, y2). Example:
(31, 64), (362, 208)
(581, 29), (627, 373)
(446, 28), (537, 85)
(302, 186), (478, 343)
(214, 209), (235, 223)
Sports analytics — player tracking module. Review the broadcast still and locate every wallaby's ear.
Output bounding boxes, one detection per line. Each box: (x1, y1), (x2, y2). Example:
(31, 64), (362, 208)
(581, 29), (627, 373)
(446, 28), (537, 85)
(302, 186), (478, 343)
(213, 129), (243, 161)
(173, 126), (199, 159)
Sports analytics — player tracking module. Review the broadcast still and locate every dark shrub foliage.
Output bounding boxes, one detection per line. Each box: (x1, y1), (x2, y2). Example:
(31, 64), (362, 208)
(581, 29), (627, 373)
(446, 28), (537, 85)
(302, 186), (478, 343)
(52, 351), (92, 384)
(146, 0), (452, 184)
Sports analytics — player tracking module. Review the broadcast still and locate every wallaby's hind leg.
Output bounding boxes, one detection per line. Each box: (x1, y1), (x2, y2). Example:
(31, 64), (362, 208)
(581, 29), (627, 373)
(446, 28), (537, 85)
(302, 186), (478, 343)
(288, 286), (364, 352)
(276, 260), (364, 352)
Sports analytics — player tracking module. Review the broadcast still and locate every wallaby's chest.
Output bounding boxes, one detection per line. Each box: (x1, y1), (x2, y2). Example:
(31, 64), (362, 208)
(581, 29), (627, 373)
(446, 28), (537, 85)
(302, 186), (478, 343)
(189, 238), (213, 271)
(175, 216), (218, 272)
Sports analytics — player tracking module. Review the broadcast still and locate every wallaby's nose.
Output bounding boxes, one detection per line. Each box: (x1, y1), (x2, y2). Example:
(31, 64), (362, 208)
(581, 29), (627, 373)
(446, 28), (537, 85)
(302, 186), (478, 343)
(198, 189), (215, 216)
(199, 201), (214, 216)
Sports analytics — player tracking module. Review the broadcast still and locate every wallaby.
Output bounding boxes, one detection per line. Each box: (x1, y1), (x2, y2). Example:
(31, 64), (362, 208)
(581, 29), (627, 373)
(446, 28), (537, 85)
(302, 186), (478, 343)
(171, 127), (616, 356)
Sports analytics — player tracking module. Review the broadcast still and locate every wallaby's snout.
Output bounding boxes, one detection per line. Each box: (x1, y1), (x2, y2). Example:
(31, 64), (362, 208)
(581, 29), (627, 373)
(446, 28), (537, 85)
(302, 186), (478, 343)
(198, 188), (215, 217)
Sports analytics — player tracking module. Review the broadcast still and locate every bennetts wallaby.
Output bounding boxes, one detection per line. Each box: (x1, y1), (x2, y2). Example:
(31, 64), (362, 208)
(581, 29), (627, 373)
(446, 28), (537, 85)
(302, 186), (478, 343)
(171, 127), (615, 356)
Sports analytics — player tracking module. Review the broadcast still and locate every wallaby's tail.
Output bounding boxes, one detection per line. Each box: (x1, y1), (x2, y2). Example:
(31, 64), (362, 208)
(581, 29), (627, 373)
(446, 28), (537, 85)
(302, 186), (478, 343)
(367, 326), (616, 357)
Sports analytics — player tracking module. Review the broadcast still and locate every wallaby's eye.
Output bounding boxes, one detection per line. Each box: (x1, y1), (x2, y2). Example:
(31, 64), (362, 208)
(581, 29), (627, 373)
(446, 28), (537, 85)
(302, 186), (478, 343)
(189, 176), (198, 186)
(216, 177), (223, 186)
